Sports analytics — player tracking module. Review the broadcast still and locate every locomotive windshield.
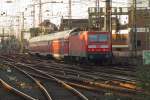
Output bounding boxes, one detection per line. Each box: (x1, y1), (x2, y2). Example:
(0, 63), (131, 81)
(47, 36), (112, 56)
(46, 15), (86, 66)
(88, 34), (108, 42)
(98, 34), (108, 41)
(88, 35), (97, 42)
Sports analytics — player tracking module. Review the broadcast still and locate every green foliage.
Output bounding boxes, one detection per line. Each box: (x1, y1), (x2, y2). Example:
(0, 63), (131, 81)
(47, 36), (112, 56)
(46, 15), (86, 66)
(29, 27), (42, 37)
(136, 65), (150, 100)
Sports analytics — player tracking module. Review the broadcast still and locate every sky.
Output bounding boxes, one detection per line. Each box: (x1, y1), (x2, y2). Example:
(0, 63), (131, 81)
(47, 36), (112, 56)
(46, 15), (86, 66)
(0, 0), (149, 26)
(0, 0), (149, 37)
(0, 0), (130, 28)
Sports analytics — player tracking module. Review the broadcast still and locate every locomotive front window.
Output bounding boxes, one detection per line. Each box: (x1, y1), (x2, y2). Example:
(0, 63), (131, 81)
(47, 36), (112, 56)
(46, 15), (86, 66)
(98, 34), (108, 41)
(88, 35), (97, 42)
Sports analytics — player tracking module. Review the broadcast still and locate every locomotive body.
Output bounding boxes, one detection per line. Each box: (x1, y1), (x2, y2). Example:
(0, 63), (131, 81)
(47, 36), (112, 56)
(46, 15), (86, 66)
(29, 29), (112, 61)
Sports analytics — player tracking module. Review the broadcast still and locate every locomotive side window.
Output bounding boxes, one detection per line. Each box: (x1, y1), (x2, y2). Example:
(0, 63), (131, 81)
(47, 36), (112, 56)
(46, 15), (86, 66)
(98, 34), (108, 42)
(88, 35), (97, 42)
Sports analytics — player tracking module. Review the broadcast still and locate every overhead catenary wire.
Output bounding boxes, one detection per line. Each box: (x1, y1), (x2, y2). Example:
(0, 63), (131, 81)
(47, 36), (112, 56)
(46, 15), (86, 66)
(1, 0), (149, 32)
(63, 0), (149, 6)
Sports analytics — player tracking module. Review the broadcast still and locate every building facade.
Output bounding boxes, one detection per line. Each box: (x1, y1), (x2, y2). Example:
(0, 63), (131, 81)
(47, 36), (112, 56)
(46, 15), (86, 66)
(129, 7), (150, 53)
(128, 0), (150, 8)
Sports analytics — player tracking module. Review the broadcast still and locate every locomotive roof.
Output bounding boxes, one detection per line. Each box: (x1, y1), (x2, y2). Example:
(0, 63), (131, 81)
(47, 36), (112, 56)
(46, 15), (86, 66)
(29, 28), (79, 43)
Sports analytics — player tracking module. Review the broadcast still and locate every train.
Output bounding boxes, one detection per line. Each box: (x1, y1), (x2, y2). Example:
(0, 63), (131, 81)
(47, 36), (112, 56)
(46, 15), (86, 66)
(28, 28), (113, 62)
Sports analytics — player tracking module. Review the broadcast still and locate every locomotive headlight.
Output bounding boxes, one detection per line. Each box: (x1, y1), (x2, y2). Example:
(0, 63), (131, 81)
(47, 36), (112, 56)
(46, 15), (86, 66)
(88, 45), (96, 48)
(100, 45), (109, 48)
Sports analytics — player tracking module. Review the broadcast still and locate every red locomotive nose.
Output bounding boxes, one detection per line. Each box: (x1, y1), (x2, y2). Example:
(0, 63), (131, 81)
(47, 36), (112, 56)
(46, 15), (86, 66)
(87, 32), (112, 58)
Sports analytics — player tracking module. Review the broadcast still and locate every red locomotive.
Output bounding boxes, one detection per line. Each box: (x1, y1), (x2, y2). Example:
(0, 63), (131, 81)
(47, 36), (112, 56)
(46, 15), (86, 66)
(29, 28), (112, 62)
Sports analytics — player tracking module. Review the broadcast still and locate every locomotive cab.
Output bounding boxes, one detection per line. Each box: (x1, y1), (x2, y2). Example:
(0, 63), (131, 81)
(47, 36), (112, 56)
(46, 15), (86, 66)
(87, 32), (112, 60)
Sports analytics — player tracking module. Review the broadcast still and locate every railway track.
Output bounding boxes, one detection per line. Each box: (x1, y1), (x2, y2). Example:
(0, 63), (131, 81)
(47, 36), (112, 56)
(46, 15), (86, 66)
(0, 63), (47, 100)
(14, 54), (137, 84)
(1, 54), (137, 85)
(1, 60), (138, 99)
(0, 54), (145, 100)
(1, 54), (136, 89)
(0, 79), (37, 100)
(0, 63), (91, 100)
(9, 54), (136, 79)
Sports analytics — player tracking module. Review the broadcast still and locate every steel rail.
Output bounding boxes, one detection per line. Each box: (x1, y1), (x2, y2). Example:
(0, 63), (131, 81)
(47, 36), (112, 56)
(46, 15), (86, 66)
(1, 60), (89, 100)
(19, 61), (136, 86)
(9, 61), (141, 93)
(14, 59), (136, 84)
(0, 56), (137, 88)
(16, 55), (136, 82)
(14, 66), (53, 100)
(27, 72), (138, 98)
(0, 79), (38, 100)
(0, 56), (53, 100)
(21, 65), (89, 100)
(0, 56), (140, 92)
(0, 56), (145, 95)
(18, 69), (144, 100)
(0, 55), (136, 83)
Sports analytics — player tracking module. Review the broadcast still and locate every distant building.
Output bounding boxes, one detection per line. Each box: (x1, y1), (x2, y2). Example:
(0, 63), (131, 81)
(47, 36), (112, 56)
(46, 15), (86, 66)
(39, 20), (58, 34)
(129, 0), (150, 8)
(59, 18), (89, 31)
(129, 8), (150, 52)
